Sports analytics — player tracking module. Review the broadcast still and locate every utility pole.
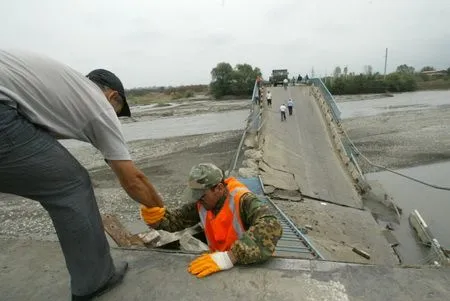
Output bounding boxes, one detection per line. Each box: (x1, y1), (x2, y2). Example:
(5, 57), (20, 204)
(384, 48), (388, 79)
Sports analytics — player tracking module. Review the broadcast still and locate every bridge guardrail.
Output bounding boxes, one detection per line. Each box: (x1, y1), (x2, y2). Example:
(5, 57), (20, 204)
(310, 78), (366, 184)
(228, 80), (261, 174)
(309, 78), (341, 122)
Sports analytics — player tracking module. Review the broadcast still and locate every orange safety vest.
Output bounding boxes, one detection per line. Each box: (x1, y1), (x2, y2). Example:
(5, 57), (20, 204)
(197, 177), (250, 252)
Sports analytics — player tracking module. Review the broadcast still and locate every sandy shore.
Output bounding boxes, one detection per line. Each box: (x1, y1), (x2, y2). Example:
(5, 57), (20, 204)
(342, 106), (450, 173)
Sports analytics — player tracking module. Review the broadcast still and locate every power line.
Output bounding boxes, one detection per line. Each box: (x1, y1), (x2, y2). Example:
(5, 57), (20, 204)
(341, 127), (450, 191)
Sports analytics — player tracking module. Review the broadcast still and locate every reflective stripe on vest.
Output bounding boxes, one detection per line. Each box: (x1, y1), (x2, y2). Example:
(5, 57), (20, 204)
(228, 187), (247, 238)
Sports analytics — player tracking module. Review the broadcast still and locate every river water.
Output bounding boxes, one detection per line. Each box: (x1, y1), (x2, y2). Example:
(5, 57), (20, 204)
(61, 109), (248, 149)
(338, 90), (450, 264)
(366, 162), (450, 264)
(337, 90), (450, 119)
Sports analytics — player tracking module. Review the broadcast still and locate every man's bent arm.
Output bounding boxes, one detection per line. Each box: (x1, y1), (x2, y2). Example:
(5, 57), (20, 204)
(109, 160), (163, 208)
(230, 193), (283, 265)
(157, 202), (200, 232)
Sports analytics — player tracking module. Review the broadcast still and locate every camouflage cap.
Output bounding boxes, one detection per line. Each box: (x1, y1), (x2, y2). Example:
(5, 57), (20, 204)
(187, 163), (224, 201)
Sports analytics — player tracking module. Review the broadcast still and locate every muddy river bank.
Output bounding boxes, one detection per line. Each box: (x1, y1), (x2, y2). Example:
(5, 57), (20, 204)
(338, 90), (450, 264)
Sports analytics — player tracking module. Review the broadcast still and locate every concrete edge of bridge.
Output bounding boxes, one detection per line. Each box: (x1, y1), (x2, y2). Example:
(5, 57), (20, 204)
(309, 85), (370, 194)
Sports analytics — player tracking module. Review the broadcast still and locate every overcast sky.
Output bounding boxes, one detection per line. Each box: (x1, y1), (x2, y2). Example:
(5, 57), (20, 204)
(2, 0), (450, 87)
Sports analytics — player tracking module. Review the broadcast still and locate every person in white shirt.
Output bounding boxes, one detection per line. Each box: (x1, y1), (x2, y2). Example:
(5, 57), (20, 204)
(266, 90), (272, 107)
(0, 50), (165, 300)
(280, 104), (287, 121)
(287, 98), (294, 115)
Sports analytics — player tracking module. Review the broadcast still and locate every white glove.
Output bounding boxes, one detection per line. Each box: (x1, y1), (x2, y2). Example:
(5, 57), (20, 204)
(188, 251), (234, 278)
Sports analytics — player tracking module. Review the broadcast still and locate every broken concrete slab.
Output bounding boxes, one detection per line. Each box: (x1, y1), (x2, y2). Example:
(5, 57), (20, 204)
(263, 185), (276, 194)
(259, 161), (298, 191)
(382, 229), (400, 247)
(238, 167), (259, 178)
(242, 158), (259, 169)
(244, 135), (258, 148)
(273, 199), (399, 265)
(272, 189), (303, 202)
(244, 149), (262, 160)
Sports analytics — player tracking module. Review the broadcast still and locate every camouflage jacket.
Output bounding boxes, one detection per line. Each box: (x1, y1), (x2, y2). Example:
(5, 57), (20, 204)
(157, 192), (282, 265)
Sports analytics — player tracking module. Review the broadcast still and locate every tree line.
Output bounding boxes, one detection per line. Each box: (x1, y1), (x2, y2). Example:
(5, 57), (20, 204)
(126, 84), (208, 99)
(325, 65), (450, 95)
(126, 62), (262, 100)
(209, 62), (262, 99)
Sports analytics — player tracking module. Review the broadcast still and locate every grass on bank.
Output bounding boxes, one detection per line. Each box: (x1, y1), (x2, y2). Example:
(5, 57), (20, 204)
(417, 78), (450, 90)
(127, 90), (202, 105)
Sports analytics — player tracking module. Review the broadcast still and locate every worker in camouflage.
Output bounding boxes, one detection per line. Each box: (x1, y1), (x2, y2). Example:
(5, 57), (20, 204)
(140, 163), (282, 277)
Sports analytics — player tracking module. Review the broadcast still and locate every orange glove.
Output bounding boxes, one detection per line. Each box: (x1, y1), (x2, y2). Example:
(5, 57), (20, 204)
(188, 252), (234, 278)
(140, 206), (165, 224)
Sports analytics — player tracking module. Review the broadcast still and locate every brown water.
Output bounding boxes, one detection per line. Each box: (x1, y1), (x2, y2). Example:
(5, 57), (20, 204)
(367, 162), (450, 264)
(338, 90), (450, 264)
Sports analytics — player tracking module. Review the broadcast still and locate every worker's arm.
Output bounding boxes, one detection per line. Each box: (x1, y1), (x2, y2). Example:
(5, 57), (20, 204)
(156, 202), (200, 232)
(229, 193), (282, 265)
(82, 110), (163, 208)
(109, 160), (163, 208)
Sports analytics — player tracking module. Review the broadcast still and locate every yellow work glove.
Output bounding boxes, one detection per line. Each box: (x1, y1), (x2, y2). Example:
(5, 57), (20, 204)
(188, 252), (234, 278)
(140, 206), (165, 224)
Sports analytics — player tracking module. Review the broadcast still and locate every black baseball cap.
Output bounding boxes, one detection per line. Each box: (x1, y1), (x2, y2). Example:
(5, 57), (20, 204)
(86, 69), (131, 117)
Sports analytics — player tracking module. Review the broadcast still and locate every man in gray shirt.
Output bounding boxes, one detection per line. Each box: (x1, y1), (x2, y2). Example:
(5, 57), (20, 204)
(0, 50), (164, 300)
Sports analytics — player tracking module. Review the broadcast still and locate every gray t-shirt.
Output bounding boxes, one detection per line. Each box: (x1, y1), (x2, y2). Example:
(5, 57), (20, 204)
(0, 50), (130, 160)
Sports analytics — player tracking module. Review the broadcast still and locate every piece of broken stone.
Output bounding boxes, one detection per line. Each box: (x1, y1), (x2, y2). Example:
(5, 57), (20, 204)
(244, 149), (262, 160)
(238, 167), (259, 178)
(244, 136), (257, 148)
(352, 247), (371, 260)
(263, 185), (275, 194)
(179, 232), (209, 252)
(242, 159), (258, 169)
(385, 223), (395, 231)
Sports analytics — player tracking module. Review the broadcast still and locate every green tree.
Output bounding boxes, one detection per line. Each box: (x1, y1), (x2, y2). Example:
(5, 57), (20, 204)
(232, 64), (257, 95)
(210, 62), (234, 98)
(385, 72), (417, 92)
(421, 66), (435, 72)
(343, 66), (348, 77)
(396, 64), (415, 74)
(447, 67), (450, 75)
(210, 62), (261, 99)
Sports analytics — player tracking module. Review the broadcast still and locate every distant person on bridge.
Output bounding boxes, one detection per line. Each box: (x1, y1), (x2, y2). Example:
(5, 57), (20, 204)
(266, 90), (272, 107)
(256, 75), (262, 88)
(254, 90), (260, 105)
(283, 78), (289, 89)
(287, 98), (294, 116)
(280, 104), (287, 121)
(140, 163), (282, 278)
(297, 74), (303, 83)
(0, 50), (165, 300)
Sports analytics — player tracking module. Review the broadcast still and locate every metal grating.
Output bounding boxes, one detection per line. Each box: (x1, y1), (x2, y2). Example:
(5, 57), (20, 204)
(237, 177), (324, 260)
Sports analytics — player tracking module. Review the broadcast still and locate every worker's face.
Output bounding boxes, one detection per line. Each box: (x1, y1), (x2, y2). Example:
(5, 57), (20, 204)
(104, 88), (124, 115)
(199, 183), (226, 210)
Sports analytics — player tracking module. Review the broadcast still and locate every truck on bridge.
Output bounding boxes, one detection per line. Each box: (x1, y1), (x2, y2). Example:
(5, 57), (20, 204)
(269, 69), (289, 86)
